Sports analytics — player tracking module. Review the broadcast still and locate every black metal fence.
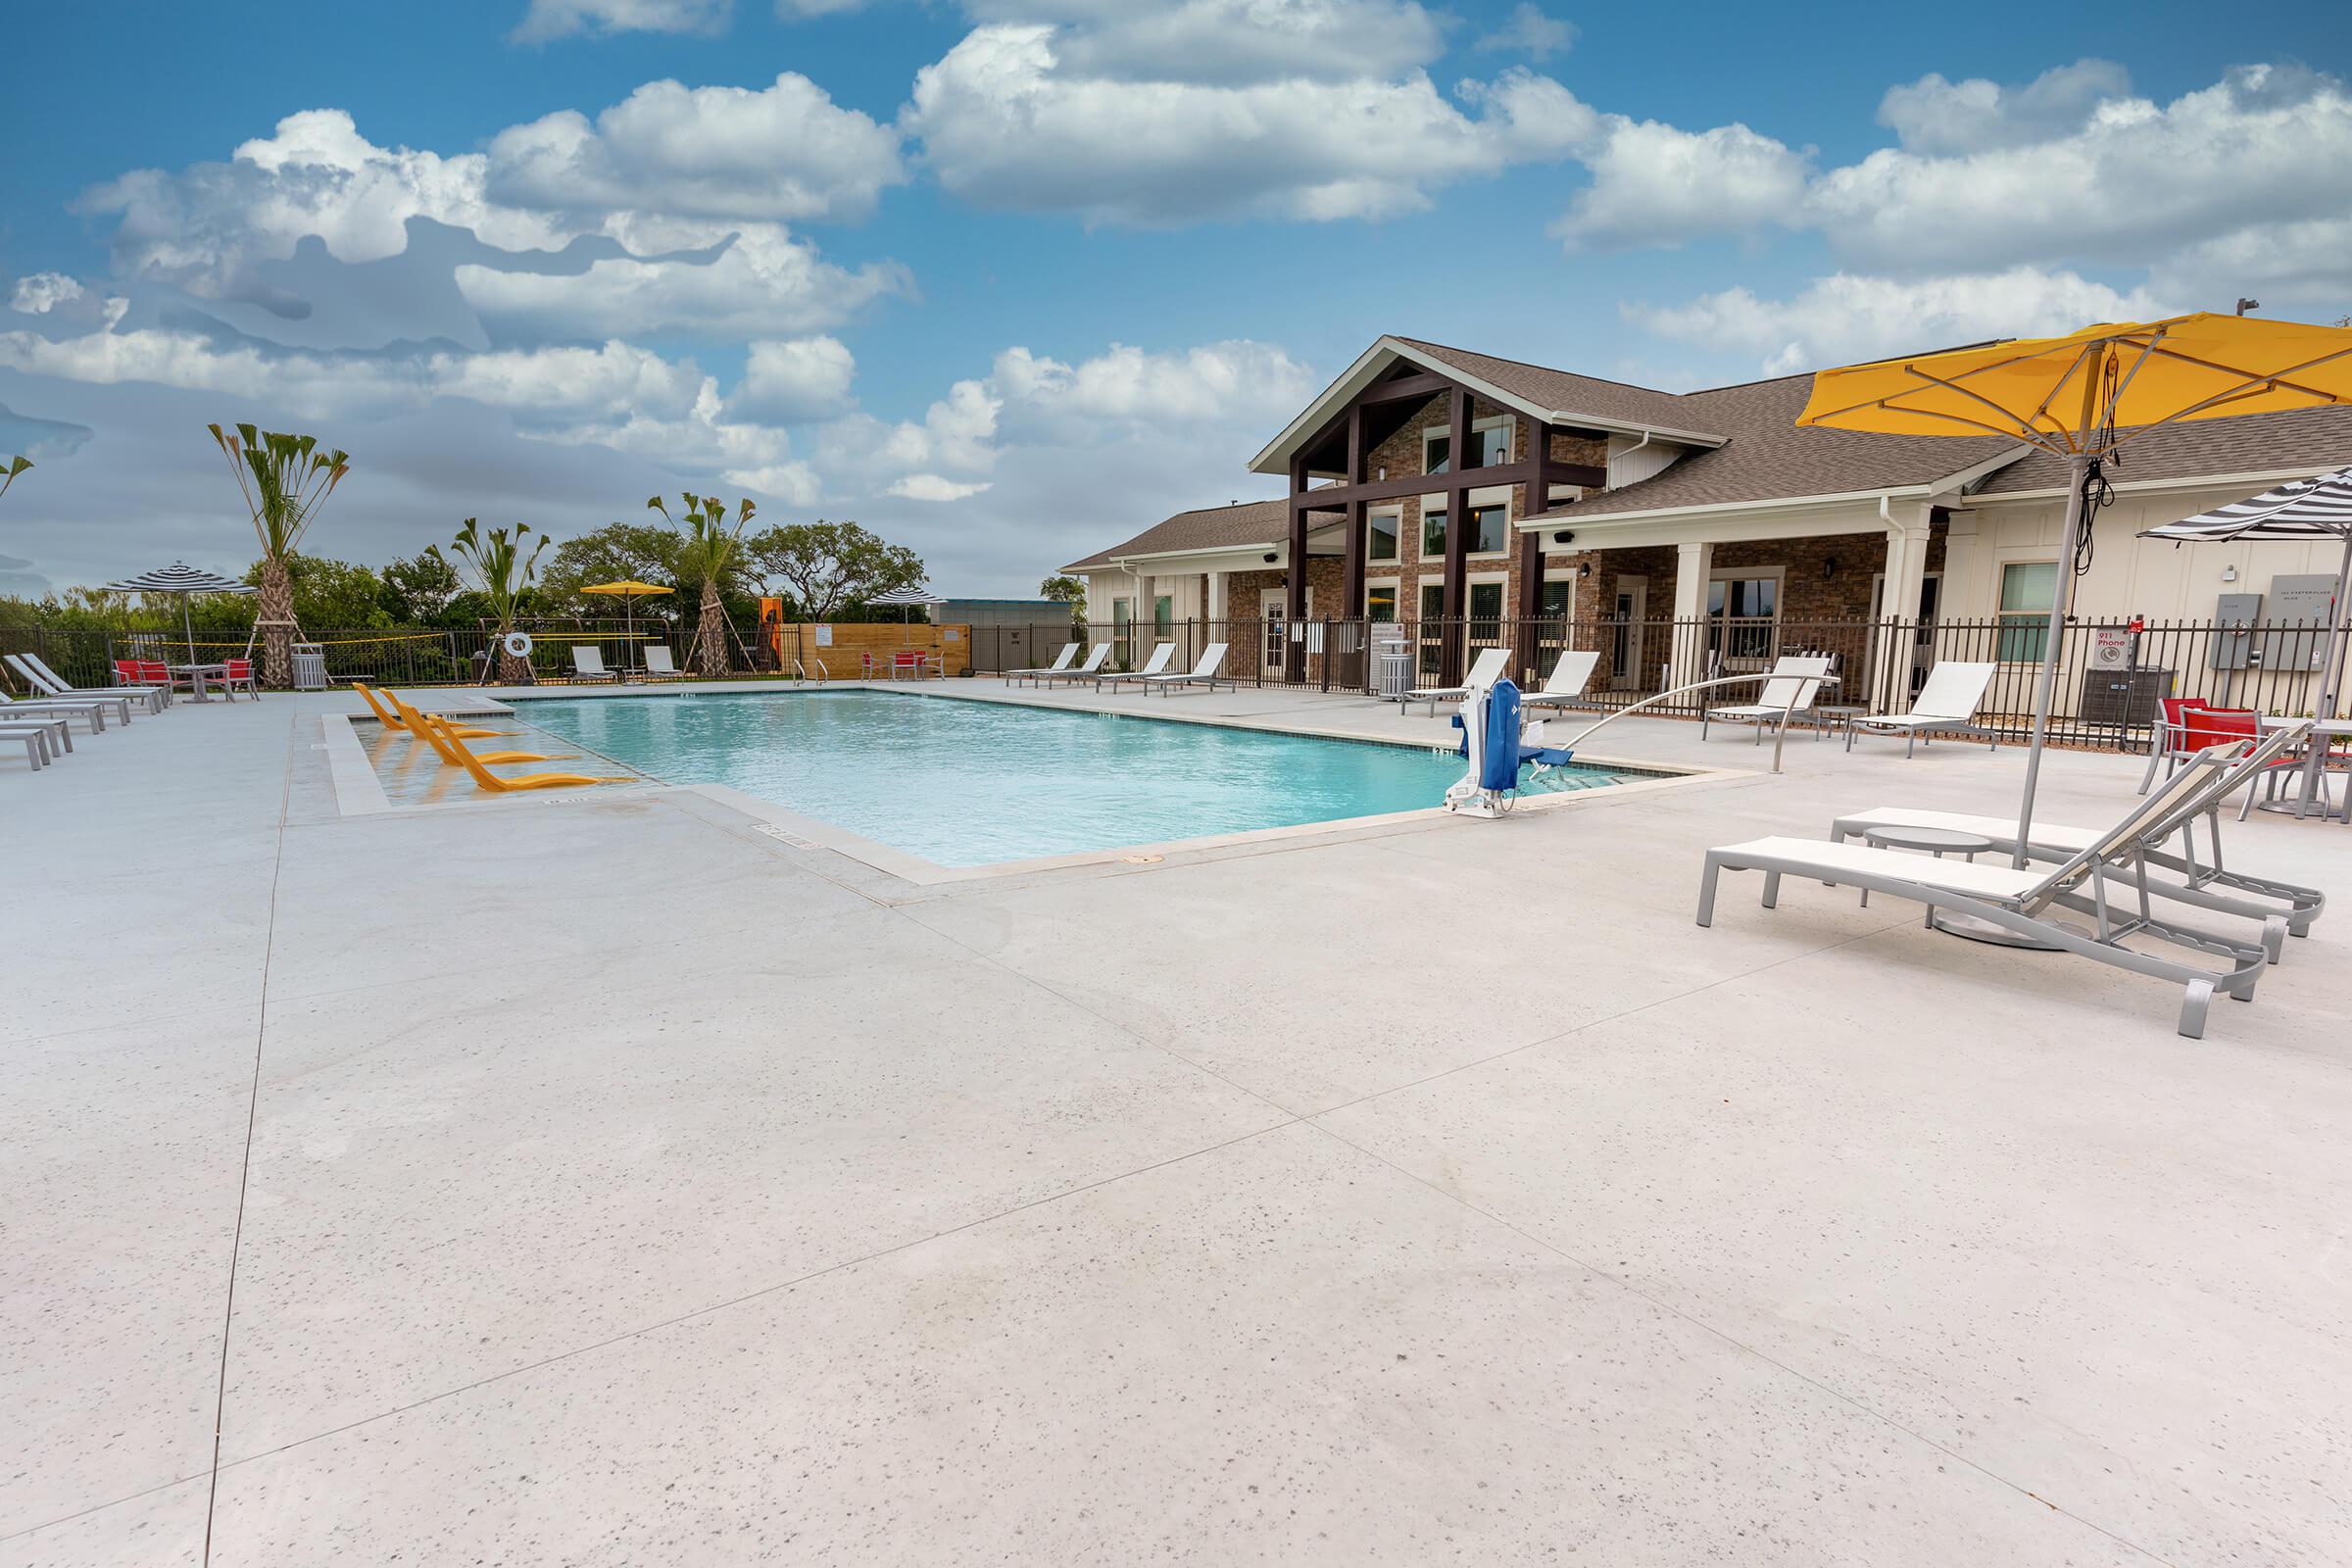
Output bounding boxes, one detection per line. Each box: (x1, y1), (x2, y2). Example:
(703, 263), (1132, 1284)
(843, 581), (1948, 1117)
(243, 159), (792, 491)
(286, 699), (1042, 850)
(970, 612), (2351, 747)
(11, 611), (2342, 752)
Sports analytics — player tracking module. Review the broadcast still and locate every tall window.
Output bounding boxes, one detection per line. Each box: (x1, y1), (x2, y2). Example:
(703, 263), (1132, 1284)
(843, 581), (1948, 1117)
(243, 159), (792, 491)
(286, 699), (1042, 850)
(1111, 597), (1132, 631)
(1470, 424), (1511, 467)
(1468, 504), (1508, 554)
(1424, 434), (1450, 475)
(1367, 511), (1398, 563)
(1421, 507), (1447, 558)
(1467, 581), (1504, 631)
(1425, 421), (1511, 475)
(1707, 572), (1780, 664)
(1998, 562), (2059, 662)
(1366, 584), (1397, 622)
(1153, 594), (1173, 636)
(1418, 582), (1446, 675)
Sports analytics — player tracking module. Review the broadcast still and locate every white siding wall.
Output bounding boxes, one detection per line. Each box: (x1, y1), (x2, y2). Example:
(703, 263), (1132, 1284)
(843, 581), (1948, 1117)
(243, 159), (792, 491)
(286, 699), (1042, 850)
(1950, 479), (2350, 622)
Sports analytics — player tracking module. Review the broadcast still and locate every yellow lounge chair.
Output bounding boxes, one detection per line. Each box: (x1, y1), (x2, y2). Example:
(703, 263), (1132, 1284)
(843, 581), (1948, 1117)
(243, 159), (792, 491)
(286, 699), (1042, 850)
(390, 698), (576, 765)
(417, 712), (634, 792)
(353, 681), (509, 740)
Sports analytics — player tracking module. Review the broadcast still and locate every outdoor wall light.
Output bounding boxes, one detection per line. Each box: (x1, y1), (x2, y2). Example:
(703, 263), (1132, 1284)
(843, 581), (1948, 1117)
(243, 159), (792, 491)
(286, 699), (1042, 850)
(1263, 552), (1277, 564)
(1552, 530), (1575, 545)
(1578, 563), (1592, 578)
(1824, 556), (1840, 579)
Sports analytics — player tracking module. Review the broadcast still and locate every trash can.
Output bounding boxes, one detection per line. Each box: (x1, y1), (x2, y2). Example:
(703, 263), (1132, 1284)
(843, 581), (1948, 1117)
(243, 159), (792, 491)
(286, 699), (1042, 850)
(1372, 624), (1413, 700)
(291, 643), (327, 691)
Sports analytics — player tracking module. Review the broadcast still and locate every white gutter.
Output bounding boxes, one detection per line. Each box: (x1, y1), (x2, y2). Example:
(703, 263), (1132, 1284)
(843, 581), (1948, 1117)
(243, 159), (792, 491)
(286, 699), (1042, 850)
(1969, 464), (2341, 504)
(1517, 482), (1937, 530)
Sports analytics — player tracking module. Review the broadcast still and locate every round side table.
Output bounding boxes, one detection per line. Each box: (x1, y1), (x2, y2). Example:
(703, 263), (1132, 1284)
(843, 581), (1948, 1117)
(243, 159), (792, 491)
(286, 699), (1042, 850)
(1857, 824), (1996, 919)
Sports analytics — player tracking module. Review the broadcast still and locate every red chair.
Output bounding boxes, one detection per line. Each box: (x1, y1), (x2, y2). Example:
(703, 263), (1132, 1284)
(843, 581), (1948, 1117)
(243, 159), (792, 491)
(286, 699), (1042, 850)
(112, 659), (144, 688)
(218, 657), (258, 699)
(137, 659), (179, 694)
(2138, 695), (2210, 794)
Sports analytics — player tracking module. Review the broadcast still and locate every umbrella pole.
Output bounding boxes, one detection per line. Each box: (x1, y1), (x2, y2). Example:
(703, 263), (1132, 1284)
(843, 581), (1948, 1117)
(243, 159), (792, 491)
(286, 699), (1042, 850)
(2012, 450), (2091, 867)
(2320, 530), (2352, 721)
(182, 594), (195, 663)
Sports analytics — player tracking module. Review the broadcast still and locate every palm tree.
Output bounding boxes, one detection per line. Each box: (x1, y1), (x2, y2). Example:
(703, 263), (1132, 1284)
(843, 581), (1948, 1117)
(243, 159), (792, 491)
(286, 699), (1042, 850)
(650, 492), (756, 677)
(431, 519), (547, 684)
(209, 423), (349, 688)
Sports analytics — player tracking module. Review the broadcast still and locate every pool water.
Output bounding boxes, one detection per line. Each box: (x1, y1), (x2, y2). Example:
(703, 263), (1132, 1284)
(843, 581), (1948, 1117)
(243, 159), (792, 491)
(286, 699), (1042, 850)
(508, 690), (1656, 867)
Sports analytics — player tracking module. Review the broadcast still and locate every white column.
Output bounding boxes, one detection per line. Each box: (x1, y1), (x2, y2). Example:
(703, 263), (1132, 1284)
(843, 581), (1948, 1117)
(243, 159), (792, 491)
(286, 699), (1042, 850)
(1874, 505), (1934, 701)
(1205, 568), (1228, 628)
(1938, 511), (1980, 613)
(1669, 540), (1713, 691)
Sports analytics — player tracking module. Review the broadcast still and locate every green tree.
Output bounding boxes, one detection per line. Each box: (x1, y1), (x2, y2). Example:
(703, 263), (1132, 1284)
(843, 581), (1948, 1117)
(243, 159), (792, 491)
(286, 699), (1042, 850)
(1039, 575), (1086, 612)
(651, 492), (756, 676)
(208, 423), (349, 688)
(537, 521), (682, 614)
(380, 550), (464, 624)
(749, 520), (925, 621)
(431, 520), (548, 684)
(234, 557), (390, 629)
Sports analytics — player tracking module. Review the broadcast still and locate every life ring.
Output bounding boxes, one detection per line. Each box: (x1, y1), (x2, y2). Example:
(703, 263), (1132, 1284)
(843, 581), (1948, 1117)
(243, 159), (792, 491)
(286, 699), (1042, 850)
(503, 630), (533, 658)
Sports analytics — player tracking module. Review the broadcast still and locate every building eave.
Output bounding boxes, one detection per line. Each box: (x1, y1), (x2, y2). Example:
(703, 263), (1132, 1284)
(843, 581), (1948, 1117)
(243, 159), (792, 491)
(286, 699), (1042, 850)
(1965, 463), (2348, 505)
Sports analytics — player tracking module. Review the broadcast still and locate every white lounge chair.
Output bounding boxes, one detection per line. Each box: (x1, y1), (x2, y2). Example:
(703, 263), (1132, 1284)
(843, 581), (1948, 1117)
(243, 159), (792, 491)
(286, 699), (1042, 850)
(1700, 655), (1835, 742)
(1697, 744), (2273, 1038)
(1829, 719), (2325, 954)
(6, 692), (122, 733)
(2, 715), (70, 769)
(1844, 662), (1997, 756)
(9, 652), (166, 714)
(1004, 643), (1078, 686)
(1145, 642), (1234, 696)
(1518, 649), (1602, 713)
(1096, 642), (1176, 691)
(569, 646), (617, 683)
(640, 647), (685, 680)
(1034, 643), (1113, 685)
(1400, 646), (1509, 715)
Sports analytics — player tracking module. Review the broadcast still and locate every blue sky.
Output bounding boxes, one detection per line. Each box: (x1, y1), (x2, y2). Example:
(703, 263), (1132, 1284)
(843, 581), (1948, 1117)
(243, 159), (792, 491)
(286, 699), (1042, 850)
(3, 0), (2348, 596)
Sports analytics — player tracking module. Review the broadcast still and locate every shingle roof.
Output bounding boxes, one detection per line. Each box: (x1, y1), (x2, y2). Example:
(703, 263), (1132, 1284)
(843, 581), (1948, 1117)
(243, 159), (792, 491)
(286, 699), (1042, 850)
(1971, 403), (2352, 496)
(1062, 496), (1339, 572)
(1536, 373), (2020, 522)
(1390, 338), (1705, 436)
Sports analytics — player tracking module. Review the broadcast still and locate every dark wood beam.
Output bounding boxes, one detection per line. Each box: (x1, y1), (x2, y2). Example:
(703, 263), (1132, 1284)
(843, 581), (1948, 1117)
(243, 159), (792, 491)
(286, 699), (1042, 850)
(1441, 386), (1470, 686)
(1286, 452), (1308, 681)
(1341, 402), (1366, 622)
(1290, 456), (1604, 514)
(1353, 370), (1450, 407)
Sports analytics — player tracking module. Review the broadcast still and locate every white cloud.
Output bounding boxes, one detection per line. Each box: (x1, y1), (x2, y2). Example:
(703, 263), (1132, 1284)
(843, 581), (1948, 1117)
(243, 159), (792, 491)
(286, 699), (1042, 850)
(486, 73), (906, 223)
(991, 340), (1314, 427)
(511, 0), (732, 43)
(1554, 117), (1810, 251)
(1807, 64), (2352, 275)
(1877, 60), (2131, 156)
(1626, 268), (2167, 377)
(79, 110), (565, 295)
(734, 336), (858, 423)
(2151, 218), (2352, 311)
(776, 0), (867, 14)
(887, 474), (992, 501)
(962, 0), (1446, 86)
(456, 222), (909, 340)
(906, 24), (1588, 224)
(1474, 3), (1575, 61)
(8, 273), (85, 315)
(432, 340), (709, 423)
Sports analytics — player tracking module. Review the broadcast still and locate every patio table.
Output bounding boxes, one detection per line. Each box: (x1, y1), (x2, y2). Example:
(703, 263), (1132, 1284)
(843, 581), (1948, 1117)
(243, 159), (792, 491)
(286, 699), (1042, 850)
(1856, 824), (1995, 919)
(2255, 714), (2352, 821)
(170, 662), (228, 703)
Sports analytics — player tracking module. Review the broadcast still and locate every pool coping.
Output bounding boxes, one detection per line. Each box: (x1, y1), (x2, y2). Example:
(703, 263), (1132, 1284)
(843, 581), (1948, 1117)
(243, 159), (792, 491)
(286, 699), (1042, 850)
(323, 681), (1744, 885)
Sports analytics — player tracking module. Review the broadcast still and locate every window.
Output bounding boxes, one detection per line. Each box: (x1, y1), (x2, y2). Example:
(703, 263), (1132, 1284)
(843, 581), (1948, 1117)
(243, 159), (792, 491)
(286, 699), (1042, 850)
(1470, 424), (1511, 467)
(1424, 433), (1450, 476)
(1418, 582), (1446, 675)
(1367, 511), (1399, 563)
(1424, 419), (1513, 475)
(1366, 584), (1397, 621)
(1468, 581), (1504, 627)
(1706, 572), (1781, 664)
(1152, 594), (1173, 636)
(1998, 562), (2059, 662)
(1468, 504), (1508, 554)
(1111, 597), (1132, 630)
(1538, 579), (1574, 620)
(1421, 507), (1447, 558)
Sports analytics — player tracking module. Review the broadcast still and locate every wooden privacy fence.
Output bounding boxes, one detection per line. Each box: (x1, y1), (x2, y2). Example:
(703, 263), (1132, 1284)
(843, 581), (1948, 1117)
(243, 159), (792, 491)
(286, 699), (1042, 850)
(766, 620), (971, 678)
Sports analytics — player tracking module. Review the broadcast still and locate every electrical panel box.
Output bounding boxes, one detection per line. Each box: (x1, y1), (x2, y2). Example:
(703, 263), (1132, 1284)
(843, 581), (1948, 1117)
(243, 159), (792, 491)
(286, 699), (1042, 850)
(2261, 574), (2338, 674)
(2211, 591), (2262, 671)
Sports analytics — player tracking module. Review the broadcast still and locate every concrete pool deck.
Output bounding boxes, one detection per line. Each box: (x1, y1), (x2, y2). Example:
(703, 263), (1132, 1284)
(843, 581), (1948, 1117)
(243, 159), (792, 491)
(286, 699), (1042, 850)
(8, 682), (2350, 1565)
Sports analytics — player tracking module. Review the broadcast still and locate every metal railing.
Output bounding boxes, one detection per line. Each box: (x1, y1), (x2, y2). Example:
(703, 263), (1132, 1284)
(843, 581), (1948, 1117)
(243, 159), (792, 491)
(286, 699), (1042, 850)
(9, 611), (2343, 753)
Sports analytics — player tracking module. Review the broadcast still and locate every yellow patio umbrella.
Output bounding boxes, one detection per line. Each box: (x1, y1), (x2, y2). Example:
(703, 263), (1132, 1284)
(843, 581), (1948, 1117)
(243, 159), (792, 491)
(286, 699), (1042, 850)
(1799, 313), (2352, 878)
(580, 579), (672, 679)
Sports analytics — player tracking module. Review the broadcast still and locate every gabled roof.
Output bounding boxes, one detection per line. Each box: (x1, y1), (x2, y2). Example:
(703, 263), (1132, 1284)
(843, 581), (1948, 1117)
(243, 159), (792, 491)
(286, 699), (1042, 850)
(1248, 335), (1725, 475)
(1530, 373), (2023, 523)
(1063, 496), (1341, 572)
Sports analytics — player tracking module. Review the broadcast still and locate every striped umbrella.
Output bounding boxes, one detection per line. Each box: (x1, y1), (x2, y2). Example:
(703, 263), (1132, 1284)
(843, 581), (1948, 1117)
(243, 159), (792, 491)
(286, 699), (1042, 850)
(2140, 465), (2352, 717)
(104, 562), (258, 662)
(864, 585), (941, 624)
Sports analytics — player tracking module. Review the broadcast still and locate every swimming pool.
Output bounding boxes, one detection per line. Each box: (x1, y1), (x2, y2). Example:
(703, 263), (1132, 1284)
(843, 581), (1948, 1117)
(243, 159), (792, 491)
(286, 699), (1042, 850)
(507, 689), (1659, 867)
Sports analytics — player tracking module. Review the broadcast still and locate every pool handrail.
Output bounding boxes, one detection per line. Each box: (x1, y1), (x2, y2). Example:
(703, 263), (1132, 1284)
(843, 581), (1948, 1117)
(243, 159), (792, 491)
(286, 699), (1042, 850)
(1561, 670), (1840, 775)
